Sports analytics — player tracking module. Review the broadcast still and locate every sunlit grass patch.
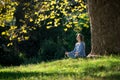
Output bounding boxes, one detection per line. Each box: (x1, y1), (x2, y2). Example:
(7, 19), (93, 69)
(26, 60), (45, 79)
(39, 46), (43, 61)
(0, 56), (120, 80)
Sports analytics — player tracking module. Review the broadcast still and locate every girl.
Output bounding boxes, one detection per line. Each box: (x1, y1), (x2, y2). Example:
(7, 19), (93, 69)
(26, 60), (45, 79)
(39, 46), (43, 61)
(65, 33), (86, 58)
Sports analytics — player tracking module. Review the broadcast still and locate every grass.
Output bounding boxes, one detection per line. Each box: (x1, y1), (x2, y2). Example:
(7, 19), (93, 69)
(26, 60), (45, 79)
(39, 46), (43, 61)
(0, 56), (120, 80)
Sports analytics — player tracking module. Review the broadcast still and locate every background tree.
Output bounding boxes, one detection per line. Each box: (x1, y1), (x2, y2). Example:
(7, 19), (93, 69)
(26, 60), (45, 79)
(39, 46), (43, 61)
(0, 0), (90, 65)
(87, 0), (120, 55)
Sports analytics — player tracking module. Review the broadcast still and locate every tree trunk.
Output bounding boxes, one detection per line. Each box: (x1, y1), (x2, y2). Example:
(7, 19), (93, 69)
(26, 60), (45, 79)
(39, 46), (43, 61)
(87, 0), (120, 55)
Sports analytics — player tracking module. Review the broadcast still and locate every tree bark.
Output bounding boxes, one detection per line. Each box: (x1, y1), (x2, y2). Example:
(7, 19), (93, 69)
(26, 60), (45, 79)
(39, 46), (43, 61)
(87, 0), (120, 55)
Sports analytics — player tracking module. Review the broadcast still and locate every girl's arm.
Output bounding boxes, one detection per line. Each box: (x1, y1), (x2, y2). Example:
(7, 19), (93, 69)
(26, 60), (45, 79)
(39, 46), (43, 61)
(77, 42), (86, 57)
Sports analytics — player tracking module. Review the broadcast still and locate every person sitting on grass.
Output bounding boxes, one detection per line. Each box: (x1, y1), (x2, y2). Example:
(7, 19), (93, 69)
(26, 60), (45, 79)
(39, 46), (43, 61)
(65, 33), (86, 58)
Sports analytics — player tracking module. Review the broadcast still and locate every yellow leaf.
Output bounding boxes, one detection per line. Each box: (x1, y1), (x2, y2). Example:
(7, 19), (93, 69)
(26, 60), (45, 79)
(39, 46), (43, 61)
(25, 15), (28, 18)
(46, 26), (51, 29)
(69, 22), (72, 24)
(51, 1), (56, 5)
(56, 5), (59, 9)
(57, 14), (60, 16)
(10, 26), (17, 29)
(81, 3), (86, 9)
(64, 0), (69, 4)
(50, 16), (55, 19)
(79, 8), (84, 12)
(30, 18), (33, 22)
(43, 2), (47, 5)
(7, 43), (13, 47)
(66, 24), (71, 28)
(35, 12), (38, 15)
(18, 37), (21, 42)
(72, 15), (77, 19)
(84, 24), (89, 28)
(25, 36), (29, 40)
(78, 0), (82, 2)
(64, 28), (68, 32)
(9, 37), (12, 41)
(54, 19), (60, 22)
(6, 32), (10, 36)
(1, 23), (5, 27)
(1, 32), (6, 35)
(73, 21), (78, 24)
(22, 30), (27, 33)
(47, 22), (52, 25)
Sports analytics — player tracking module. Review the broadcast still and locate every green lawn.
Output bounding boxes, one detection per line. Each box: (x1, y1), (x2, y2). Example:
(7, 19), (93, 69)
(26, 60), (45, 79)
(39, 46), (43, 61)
(0, 56), (120, 80)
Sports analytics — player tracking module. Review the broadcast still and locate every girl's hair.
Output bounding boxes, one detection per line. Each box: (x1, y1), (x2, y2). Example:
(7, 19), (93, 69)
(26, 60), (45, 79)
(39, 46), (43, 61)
(77, 33), (84, 41)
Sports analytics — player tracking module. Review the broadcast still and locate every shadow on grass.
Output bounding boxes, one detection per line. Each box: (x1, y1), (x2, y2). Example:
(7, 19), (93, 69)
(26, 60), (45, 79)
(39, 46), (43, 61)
(0, 71), (76, 79)
(0, 71), (120, 80)
(102, 73), (120, 80)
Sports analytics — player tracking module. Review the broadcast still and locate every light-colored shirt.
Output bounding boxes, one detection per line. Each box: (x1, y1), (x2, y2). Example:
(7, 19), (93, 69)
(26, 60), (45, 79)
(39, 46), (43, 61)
(68, 42), (86, 58)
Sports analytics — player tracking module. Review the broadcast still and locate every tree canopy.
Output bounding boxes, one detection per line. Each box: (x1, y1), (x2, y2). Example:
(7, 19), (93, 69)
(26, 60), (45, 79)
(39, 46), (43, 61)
(0, 0), (89, 46)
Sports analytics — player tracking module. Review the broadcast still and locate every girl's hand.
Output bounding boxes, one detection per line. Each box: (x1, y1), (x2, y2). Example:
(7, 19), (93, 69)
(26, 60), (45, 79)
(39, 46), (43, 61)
(75, 52), (79, 57)
(65, 52), (68, 55)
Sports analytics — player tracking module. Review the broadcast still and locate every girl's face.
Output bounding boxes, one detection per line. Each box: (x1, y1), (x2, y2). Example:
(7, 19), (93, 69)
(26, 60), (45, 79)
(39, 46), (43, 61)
(76, 34), (81, 42)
